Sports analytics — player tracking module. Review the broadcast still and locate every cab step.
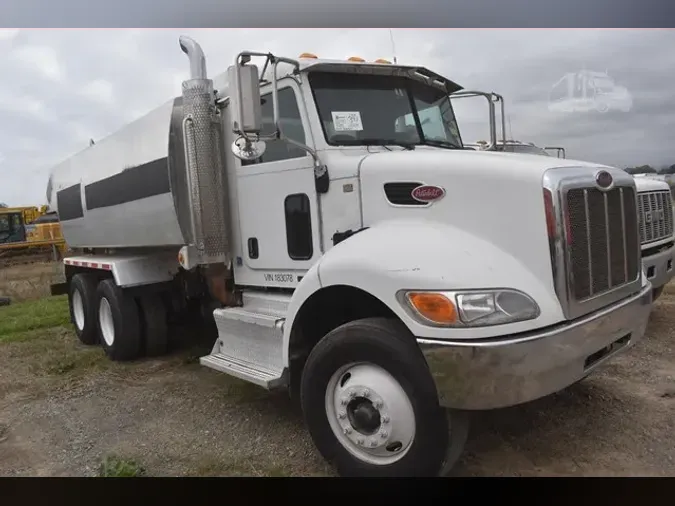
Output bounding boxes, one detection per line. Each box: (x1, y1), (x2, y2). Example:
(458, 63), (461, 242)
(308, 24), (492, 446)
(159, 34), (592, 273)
(199, 291), (291, 389)
(199, 353), (286, 389)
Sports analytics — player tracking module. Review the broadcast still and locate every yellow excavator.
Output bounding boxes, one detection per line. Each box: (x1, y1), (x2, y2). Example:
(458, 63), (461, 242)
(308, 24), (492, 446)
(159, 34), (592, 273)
(0, 205), (67, 267)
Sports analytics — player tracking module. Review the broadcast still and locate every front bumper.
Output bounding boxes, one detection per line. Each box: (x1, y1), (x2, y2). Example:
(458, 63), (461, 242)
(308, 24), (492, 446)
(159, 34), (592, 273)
(642, 244), (675, 290)
(418, 283), (653, 411)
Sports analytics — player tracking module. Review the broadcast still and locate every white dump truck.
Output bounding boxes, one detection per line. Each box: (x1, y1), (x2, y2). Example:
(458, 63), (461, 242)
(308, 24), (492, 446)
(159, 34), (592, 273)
(457, 91), (675, 301)
(47, 37), (654, 477)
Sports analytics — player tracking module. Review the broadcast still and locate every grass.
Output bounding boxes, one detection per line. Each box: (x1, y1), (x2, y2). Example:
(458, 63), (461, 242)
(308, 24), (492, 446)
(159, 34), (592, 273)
(0, 261), (64, 302)
(0, 295), (70, 342)
(98, 455), (146, 477)
(0, 294), (113, 381)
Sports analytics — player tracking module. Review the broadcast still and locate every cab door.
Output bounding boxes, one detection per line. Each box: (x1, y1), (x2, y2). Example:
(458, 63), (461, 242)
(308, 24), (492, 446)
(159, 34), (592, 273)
(234, 79), (321, 287)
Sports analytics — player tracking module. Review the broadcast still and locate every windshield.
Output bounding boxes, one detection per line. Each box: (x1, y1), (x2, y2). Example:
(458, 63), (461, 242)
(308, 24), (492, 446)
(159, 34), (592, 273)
(309, 72), (463, 149)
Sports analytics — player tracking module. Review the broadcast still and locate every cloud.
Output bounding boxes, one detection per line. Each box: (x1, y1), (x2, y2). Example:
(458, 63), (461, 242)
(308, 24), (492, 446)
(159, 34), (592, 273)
(0, 29), (20, 41)
(79, 79), (115, 105)
(0, 28), (674, 206)
(10, 44), (64, 82)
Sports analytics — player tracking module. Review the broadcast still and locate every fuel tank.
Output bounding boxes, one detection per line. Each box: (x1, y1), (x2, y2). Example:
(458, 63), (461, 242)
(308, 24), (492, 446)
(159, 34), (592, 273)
(46, 97), (194, 249)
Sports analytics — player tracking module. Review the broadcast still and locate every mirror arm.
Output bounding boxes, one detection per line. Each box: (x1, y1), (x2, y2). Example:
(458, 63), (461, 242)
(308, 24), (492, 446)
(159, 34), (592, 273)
(269, 59), (325, 175)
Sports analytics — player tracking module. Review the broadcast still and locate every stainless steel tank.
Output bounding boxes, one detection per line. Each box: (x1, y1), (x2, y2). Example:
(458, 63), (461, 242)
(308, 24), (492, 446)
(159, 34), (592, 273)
(47, 36), (230, 263)
(47, 99), (185, 248)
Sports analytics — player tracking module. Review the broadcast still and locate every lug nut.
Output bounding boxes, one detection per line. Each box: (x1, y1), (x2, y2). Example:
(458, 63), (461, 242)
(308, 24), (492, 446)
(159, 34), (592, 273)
(374, 400), (383, 409)
(369, 440), (377, 448)
(357, 438), (364, 445)
(362, 389), (370, 397)
(349, 391), (356, 399)
(338, 411), (346, 419)
(344, 427), (352, 435)
(381, 415), (389, 423)
(341, 398), (348, 406)
(380, 431), (388, 438)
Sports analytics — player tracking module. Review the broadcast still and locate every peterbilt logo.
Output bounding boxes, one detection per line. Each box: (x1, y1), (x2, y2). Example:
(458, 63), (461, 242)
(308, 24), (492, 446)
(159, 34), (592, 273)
(594, 170), (613, 191)
(411, 185), (446, 203)
(644, 210), (664, 224)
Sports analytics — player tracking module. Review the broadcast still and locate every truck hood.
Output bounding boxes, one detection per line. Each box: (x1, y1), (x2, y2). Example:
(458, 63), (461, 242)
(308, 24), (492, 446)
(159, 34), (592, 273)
(632, 175), (670, 193)
(353, 147), (617, 295)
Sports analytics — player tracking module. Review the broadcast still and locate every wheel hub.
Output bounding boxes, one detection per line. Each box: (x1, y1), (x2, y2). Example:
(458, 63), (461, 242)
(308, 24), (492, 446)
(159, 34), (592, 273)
(325, 363), (416, 465)
(99, 297), (115, 346)
(347, 397), (382, 435)
(72, 290), (85, 331)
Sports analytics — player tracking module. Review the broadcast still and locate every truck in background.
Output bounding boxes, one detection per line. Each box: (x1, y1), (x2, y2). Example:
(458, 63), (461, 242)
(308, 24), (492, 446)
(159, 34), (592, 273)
(455, 90), (675, 301)
(46, 37), (653, 477)
(631, 174), (675, 300)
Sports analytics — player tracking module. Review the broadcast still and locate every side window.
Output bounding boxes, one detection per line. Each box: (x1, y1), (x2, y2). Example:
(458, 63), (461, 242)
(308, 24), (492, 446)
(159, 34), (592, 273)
(284, 193), (313, 260)
(10, 214), (21, 230)
(242, 87), (307, 166)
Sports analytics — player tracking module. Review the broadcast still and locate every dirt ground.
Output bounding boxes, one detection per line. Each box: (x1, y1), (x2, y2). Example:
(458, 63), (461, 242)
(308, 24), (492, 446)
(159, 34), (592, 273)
(0, 262), (674, 476)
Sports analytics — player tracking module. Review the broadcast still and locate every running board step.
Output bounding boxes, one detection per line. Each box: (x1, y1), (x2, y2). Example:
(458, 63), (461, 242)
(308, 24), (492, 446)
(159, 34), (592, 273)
(199, 297), (290, 390)
(199, 353), (285, 389)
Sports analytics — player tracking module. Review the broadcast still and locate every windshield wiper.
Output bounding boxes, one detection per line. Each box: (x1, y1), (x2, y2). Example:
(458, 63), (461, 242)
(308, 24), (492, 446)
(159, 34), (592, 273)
(337, 139), (416, 150)
(421, 139), (462, 150)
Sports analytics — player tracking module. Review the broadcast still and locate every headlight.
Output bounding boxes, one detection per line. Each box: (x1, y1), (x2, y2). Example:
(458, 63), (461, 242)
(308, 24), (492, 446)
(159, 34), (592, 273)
(401, 288), (540, 327)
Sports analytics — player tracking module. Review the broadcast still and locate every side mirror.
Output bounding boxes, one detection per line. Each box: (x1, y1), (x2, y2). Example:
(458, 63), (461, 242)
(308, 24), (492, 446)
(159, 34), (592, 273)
(228, 63), (262, 135)
(232, 137), (267, 161)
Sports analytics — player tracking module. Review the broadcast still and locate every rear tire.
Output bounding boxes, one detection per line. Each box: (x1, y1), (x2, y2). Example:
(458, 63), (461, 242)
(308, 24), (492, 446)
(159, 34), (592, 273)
(69, 274), (99, 345)
(653, 286), (664, 302)
(300, 317), (467, 477)
(97, 279), (142, 361)
(138, 293), (169, 357)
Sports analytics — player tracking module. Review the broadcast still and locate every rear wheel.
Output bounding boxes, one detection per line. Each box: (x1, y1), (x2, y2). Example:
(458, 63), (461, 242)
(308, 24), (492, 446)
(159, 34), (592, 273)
(653, 286), (664, 302)
(138, 293), (169, 357)
(300, 317), (468, 477)
(97, 279), (142, 361)
(69, 273), (99, 345)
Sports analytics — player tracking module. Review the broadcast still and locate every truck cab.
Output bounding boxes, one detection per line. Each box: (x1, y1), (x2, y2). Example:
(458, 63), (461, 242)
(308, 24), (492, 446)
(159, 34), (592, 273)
(48, 38), (654, 477)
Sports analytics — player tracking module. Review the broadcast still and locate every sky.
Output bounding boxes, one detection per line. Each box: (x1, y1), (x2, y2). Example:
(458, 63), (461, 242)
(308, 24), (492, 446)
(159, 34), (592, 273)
(0, 28), (673, 206)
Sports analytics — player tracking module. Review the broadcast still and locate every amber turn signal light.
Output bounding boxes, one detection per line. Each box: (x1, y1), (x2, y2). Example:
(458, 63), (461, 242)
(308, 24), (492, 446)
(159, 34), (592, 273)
(406, 292), (458, 325)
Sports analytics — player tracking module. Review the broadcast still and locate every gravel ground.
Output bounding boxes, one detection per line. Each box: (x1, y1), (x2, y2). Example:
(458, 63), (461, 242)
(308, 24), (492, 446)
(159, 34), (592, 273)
(0, 273), (674, 476)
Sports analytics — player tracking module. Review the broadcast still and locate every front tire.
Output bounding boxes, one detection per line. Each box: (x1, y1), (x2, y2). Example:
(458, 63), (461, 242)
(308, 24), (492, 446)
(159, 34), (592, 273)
(97, 279), (142, 361)
(69, 273), (99, 345)
(300, 317), (466, 477)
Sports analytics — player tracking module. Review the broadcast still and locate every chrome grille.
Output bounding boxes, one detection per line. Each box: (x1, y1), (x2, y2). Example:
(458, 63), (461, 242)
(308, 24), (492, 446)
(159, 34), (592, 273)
(566, 186), (639, 301)
(637, 190), (673, 245)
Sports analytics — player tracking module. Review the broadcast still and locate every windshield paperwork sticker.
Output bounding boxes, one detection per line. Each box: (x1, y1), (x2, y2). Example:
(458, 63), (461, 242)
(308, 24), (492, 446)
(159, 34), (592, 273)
(332, 111), (364, 132)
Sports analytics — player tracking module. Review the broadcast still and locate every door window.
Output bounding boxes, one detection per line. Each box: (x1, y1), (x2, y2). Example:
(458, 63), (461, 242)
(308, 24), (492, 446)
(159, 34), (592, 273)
(242, 87), (307, 165)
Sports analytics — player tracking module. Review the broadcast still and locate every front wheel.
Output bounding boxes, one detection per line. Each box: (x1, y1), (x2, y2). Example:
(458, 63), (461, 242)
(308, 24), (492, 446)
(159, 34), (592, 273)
(300, 317), (468, 477)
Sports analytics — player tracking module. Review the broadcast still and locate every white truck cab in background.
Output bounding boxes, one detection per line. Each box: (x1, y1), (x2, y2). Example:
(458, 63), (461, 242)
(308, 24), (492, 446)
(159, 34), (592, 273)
(47, 37), (653, 477)
(631, 174), (675, 299)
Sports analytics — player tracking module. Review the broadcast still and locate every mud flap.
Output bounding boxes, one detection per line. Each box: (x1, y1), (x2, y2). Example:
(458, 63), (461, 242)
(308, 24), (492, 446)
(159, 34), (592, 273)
(50, 282), (69, 296)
